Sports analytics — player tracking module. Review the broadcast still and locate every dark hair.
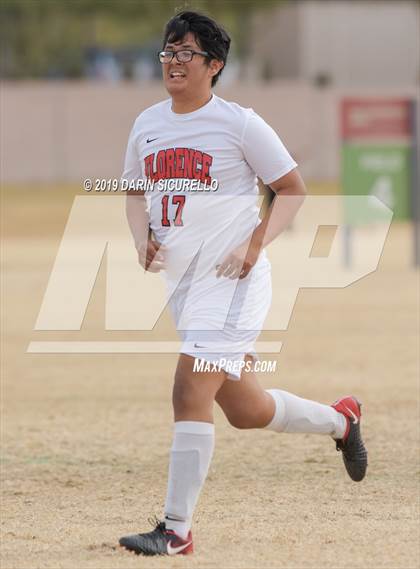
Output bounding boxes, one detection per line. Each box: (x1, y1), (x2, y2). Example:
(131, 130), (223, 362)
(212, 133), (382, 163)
(163, 11), (231, 87)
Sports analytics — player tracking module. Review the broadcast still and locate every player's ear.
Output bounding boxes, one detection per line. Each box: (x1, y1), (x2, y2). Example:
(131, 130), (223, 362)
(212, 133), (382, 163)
(208, 59), (224, 78)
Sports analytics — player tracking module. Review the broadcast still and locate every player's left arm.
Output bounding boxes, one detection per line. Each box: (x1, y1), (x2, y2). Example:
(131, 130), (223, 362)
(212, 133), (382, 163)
(216, 168), (306, 279)
(217, 110), (306, 279)
(253, 167), (307, 248)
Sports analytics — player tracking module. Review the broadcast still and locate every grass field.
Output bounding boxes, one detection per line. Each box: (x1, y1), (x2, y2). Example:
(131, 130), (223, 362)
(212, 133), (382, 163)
(1, 184), (419, 568)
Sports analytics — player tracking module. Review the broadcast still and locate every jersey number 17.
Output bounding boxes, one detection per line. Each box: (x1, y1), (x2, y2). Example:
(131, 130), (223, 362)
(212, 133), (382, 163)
(161, 195), (186, 227)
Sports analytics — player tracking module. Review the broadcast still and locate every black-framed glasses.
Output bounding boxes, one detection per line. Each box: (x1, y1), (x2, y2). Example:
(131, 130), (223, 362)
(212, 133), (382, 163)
(158, 50), (209, 64)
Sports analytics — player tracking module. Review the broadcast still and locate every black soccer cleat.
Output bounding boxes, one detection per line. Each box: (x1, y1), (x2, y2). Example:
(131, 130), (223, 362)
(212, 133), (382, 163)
(331, 396), (368, 482)
(119, 518), (193, 556)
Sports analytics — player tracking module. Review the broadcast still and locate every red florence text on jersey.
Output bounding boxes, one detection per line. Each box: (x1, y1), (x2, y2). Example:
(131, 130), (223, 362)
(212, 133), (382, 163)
(144, 148), (213, 183)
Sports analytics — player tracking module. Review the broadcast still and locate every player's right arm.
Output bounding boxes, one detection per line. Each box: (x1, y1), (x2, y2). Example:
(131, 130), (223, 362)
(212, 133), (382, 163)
(126, 193), (165, 272)
(123, 121), (165, 272)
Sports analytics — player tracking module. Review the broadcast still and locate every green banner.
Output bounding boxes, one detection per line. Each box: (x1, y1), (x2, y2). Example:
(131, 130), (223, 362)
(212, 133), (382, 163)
(342, 143), (411, 222)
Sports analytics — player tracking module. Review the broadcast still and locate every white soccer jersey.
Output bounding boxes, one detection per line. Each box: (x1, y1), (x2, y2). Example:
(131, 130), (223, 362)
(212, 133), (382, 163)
(122, 94), (297, 378)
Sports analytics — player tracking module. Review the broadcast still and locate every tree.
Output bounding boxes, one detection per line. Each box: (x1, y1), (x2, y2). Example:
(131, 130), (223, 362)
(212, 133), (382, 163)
(0, 0), (285, 78)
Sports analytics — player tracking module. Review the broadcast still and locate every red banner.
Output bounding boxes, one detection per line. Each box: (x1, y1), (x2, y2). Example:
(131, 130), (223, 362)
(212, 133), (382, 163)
(341, 99), (411, 139)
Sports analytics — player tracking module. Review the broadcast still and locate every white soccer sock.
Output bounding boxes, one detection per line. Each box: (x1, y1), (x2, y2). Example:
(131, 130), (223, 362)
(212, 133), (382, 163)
(164, 421), (215, 540)
(265, 389), (347, 438)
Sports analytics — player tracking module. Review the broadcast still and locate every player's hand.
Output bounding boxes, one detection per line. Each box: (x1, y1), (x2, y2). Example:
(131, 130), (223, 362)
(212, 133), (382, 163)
(137, 239), (166, 272)
(216, 240), (260, 280)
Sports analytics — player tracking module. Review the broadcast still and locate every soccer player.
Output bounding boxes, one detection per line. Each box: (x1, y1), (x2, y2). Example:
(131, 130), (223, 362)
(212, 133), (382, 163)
(119, 11), (367, 556)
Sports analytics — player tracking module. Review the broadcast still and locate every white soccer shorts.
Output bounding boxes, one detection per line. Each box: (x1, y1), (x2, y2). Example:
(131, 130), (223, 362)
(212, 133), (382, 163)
(168, 255), (272, 380)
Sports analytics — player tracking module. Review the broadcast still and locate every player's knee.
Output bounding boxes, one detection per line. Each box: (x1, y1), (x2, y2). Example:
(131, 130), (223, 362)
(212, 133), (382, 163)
(172, 379), (204, 414)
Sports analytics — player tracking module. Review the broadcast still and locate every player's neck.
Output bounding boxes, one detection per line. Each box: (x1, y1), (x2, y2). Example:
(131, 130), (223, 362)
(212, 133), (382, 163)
(171, 92), (212, 114)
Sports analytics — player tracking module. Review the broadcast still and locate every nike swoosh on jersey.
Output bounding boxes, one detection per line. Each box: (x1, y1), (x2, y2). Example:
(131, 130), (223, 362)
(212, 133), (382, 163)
(194, 343), (207, 349)
(146, 137), (159, 143)
(167, 540), (192, 555)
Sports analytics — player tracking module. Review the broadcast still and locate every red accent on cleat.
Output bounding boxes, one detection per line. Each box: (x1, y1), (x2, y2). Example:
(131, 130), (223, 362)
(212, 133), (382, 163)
(165, 530), (194, 555)
(331, 396), (362, 441)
